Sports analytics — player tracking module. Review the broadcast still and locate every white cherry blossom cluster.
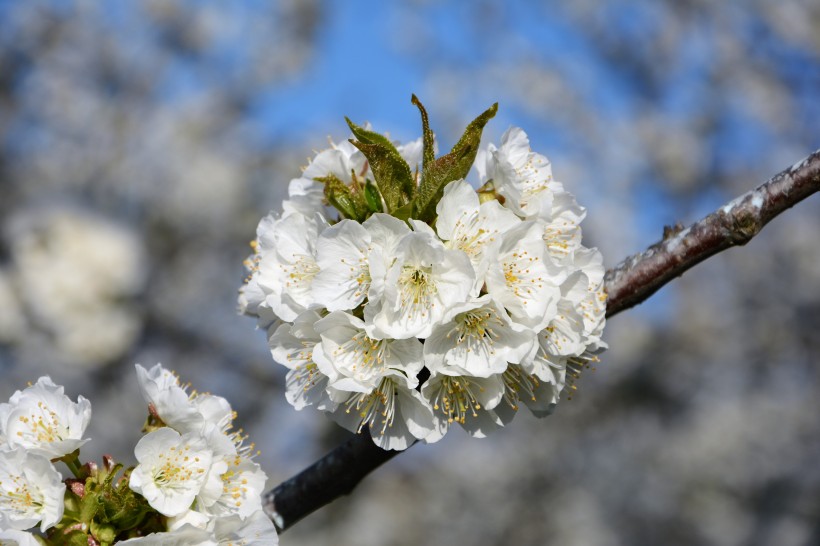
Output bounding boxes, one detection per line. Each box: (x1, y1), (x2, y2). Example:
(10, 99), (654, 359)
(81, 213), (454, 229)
(0, 367), (277, 545)
(240, 111), (606, 451)
(126, 363), (278, 545)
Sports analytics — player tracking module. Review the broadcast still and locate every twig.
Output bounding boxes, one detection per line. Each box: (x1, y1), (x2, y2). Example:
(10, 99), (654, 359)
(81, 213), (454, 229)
(605, 149), (820, 317)
(263, 149), (820, 532)
(263, 429), (401, 531)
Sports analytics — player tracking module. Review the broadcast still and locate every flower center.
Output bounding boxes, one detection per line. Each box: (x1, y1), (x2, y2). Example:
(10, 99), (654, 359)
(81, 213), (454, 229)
(286, 362), (325, 398)
(219, 458), (252, 511)
(452, 212), (493, 258)
(0, 473), (41, 515)
(542, 221), (577, 258)
(503, 251), (543, 298)
(284, 254), (319, 288)
(285, 340), (315, 366)
(398, 265), (436, 315)
(16, 402), (66, 444)
(446, 308), (503, 357)
(430, 376), (484, 424)
(334, 332), (387, 380)
(153, 445), (206, 490)
(501, 364), (540, 411)
(344, 378), (398, 436)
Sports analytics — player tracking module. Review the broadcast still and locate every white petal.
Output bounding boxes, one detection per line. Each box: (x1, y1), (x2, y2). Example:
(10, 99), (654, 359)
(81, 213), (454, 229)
(435, 179), (480, 241)
(313, 220), (371, 311)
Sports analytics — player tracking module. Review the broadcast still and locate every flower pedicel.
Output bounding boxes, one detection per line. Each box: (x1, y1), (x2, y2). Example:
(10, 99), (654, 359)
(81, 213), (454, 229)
(241, 96), (606, 450)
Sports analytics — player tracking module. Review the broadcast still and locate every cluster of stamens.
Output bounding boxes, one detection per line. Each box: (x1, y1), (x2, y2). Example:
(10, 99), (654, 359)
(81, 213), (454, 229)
(344, 378), (398, 436)
(398, 265), (436, 315)
(430, 376), (484, 424)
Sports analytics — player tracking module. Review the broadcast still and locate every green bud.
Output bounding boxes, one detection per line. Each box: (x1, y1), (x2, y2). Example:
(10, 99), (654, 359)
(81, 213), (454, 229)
(90, 521), (117, 544)
(65, 531), (91, 546)
(349, 139), (415, 214)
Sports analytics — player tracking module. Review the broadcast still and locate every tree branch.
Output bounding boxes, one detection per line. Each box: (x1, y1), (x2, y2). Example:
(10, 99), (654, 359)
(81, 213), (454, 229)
(263, 149), (820, 532)
(604, 149), (820, 317)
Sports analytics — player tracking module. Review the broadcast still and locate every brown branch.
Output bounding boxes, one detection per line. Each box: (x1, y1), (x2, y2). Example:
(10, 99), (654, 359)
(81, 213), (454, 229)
(262, 430), (402, 531)
(604, 148), (820, 317)
(263, 149), (820, 532)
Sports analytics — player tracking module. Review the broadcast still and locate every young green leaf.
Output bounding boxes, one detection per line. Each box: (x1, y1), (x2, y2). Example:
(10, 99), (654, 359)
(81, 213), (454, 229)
(345, 117), (399, 150)
(391, 201), (415, 221)
(349, 140), (415, 213)
(414, 102), (498, 223)
(411, 95), (435, 171)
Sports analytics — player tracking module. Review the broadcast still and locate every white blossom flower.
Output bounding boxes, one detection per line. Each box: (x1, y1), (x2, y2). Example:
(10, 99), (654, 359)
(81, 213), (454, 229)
(281, 177), (327, 219)
(421, 371), (505, 442)
(487, 127), (564, 218)
(435, 179), (520, 289)
(135, 364), (234, 435)
(0, 447), (65, 532)
(423, 296), (536, 377)
(129, 427), (222, 517)
(539, 191), (587, 260)
(239, 213), (279, 322)
(0, 529), (41, 546)
(255, 212), (327, 322)
(198, 452), (268, 520)
(331, 376), (436, 450)
(188, 426), (240, 515)
(313, 311), (424, 393)
(302, 139), (370, 186)
(484, 222), (566, 331)
(312, 220), (372, 311)
(571, 247), (608, 351)
(523, 273), (592, 383)
(268, 311), (336, 411)
(0, 376), (91, 458)
(366, 231), (475, 339)
(212, 511), (279, 545)
(494, 364), (558, 425)
(361, 213), (412, 309)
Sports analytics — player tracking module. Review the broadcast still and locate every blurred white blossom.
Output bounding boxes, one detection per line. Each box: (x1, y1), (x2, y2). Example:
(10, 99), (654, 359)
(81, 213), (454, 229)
(6, 208), (146, 367)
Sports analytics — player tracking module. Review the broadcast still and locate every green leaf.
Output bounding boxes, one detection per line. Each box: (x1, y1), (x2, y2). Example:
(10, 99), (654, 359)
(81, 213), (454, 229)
(414, 102), (498, 223)
(411, 95), (435, 171)
(348, 140), (415, 213)
(345, 117), (400, 150)
(391, 201), (415, 221)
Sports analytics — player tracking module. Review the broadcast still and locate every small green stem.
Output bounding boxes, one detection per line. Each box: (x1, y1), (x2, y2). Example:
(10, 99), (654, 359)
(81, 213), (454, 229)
(63, 454), (84, 479)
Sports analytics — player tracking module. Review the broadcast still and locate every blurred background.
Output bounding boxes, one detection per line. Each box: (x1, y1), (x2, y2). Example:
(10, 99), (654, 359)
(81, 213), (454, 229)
(1, 1), (819, 545)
